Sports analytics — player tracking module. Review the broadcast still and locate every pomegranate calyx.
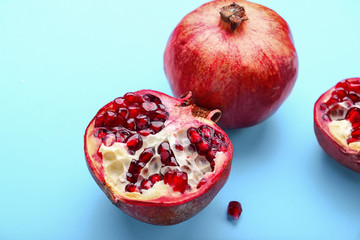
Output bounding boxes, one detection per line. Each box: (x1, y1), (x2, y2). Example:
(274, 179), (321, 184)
(192, 107), (222, 123)
(177, 91), (222, 123)
(219, 2), (248, 32)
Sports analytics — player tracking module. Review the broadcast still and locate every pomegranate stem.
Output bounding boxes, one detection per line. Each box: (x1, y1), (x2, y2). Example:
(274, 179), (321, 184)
(219, 2), (248, 32)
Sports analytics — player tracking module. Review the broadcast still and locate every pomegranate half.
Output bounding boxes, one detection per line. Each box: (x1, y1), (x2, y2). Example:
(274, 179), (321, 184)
(84, 90), (233, 225)
(314, 78), (360, 173)
(164, 0), (298, 128)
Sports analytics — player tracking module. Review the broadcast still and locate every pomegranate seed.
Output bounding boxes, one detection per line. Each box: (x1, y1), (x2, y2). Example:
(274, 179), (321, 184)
(336, 80), (350, 91)
(115, 129), (131, 143)
(351, 129), (360, 138)
(128, 106), (141, 118)
(187, 128), (202, 143)
(140, 179), (153, 190)
(114, 97), (127, 108)
(199, 125), (214, 139)
(141, 101), (158, 112)
(158, 142), (179, 166)
(150, 110), (168, 122)
(319, 103), (328, 112)
(197, 178), (207, 189)
(211, 138), (221, 148)
(219, 142), (228, 152)
(215, 132), (226, 141)
(125, 183), (139, 192)
(117, 108), (129, 120)
(343, 97), (354, 105)
(124, 92), (144, 105)
(150, 121), (164, 133)
(206, 149), (217, 161)
(149, 174), (162, 183)
(139, 129), (153, 136)
(227, 201), (242, 220)
(139, 147), (155, 163)
(94, 129), (109, 139)
(352, 121), (360, 129)
(348, 91), (360, 103)
(197, 139), (211, 155)
(94, 114), (104, 127)
(127, 159), (141, 183)
(127, 133), (143, 152)
(163, 170), (188, 193)
(135, 115), (150, 130)
(346, 107), (360, 123)
(102, 133), (116, 147)
(332, 89), (347, 100)
(175, 144), (184, 151)
(347, 138), (359, 144)
(322, 114), (331, 122)
(325, 97), (340, 107)
(103, 111), (119, 127)
(144, 94), (161, 104)
(350, 82), (360, 92)
(126, 118), (136, 131)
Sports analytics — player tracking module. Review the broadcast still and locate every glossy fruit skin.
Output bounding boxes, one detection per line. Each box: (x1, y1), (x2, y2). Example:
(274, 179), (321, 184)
(314, 78), (360, 173)
(84, 90), (233, 225)
(164, 0), (298, 128)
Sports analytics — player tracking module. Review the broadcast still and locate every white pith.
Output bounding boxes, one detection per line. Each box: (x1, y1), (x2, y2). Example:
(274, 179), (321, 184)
(327, 103), (360, 151)
(99, 125), (226, 201)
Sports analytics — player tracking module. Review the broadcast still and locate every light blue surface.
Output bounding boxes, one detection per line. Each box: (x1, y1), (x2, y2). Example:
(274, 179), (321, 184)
(0, 0), (359, 239)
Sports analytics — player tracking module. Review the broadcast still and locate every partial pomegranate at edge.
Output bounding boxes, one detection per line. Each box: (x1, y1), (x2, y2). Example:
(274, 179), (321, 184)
(314, 78), (360, 173)
(164, 0), (298, 128)
(84, 90), (233, 225)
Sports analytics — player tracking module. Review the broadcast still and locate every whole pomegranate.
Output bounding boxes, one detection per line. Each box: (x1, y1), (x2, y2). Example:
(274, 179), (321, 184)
(164, 0), (298, 128)
(84, 90), (233, 225)
(314, 78), (360, 173)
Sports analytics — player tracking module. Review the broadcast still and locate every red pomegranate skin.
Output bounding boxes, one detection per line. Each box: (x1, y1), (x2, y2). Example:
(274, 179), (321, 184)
(314, 78), (360, 173)
(87, 162), (231, 225)
(84, 90), (233, 225)
(164, 0), (298, 128)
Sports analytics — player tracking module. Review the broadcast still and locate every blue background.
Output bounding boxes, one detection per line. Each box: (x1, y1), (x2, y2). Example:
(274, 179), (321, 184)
(0, 0), (359, 239)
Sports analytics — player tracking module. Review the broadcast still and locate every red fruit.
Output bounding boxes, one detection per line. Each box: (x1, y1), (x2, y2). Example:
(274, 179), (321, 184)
(164, 0), (298, 128)
(227, 201), (242, 220)
(314, 78), (360, 173)
(84, 90), (233, 225)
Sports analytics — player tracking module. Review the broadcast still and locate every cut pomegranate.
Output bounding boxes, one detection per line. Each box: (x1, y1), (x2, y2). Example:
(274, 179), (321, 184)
(314, 78), (360, 173)
(227, 201), (242, 220)
(84, 90), (233, 225)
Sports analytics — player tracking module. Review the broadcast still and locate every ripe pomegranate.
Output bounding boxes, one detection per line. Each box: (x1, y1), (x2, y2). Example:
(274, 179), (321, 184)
(314, 78), (360, 173)
(84, 90), (233, 225)
(164, 0), (298, 128)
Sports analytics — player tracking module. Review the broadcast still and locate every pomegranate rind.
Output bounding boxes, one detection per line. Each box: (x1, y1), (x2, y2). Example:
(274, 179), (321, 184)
(314, 78), (360, 173)
(84, 89), (233, 225)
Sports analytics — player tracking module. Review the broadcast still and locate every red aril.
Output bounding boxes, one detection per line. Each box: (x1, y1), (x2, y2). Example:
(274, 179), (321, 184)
(84, 90), (233, 225)
(314, 78), (360, 173)
(164, 0), (298, 128)
(227, 201), (242, 220)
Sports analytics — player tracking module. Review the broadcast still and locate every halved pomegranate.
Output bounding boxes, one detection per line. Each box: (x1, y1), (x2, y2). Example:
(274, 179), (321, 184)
(314, 78), (360, 173)
(84, 90), (233, 225)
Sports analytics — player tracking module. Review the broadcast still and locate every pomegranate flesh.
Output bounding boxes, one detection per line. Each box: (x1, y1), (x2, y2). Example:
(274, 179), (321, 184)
(314, 78), (360, 173)
(84, 90), (233, 225)
(164, 0), (298, 128)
